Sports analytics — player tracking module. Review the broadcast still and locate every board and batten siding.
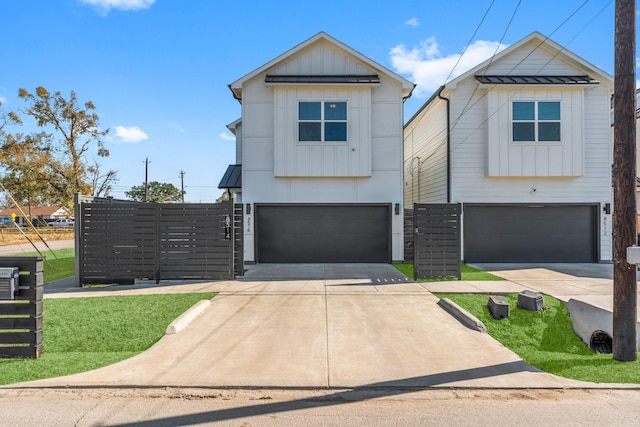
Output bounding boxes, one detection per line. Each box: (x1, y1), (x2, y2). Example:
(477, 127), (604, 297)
(239, 39), (406, 262)
(272, 38), (376, 75)
(487, 88), (584, 177)
(465, 41), (580, 77)
(274, 87), (371, 177)
(404, 96), (448, 205)
(447, 77), (612, 260)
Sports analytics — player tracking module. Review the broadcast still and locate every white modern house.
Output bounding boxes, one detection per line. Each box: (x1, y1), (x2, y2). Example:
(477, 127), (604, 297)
(220, 32), (415, 263)
(404, 32), (613, 263)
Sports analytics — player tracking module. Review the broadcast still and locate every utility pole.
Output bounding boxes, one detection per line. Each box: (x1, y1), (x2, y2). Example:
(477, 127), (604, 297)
(144, 157), (150, 203)
(179, 170), (185, 203)
(613, 0), (637, 362)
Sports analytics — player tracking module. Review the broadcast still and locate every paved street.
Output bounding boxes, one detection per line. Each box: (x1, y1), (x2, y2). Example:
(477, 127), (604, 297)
(2, 261), (640, 425)
(1, 388), (640, 426)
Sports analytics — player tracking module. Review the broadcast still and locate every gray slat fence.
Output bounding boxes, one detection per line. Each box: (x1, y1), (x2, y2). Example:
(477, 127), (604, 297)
(77, 199), (242, 285)
(234, 204), (244, 276)
(0, 256), (44, 358)
(404, 208), (414, 263)
(413, 203), (461, 280)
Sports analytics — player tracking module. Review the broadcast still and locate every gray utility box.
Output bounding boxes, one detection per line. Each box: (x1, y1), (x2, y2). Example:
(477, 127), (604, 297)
(487, 295), (509, 319)
(0, 267), (19, 300)
(518, 290), (544, 311)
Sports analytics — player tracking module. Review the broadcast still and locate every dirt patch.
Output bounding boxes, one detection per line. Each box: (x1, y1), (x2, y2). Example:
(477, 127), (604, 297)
(0, 228), (74, 246)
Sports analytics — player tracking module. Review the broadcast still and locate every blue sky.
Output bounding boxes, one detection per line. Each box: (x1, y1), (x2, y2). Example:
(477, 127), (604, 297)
(0, 0), (618, 202)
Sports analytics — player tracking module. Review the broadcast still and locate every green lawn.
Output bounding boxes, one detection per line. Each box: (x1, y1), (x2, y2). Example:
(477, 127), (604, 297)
(438, 293), (640, 384)
(11, 248), (75, 282)
(392, 263), (504, 281)
(0, 293), (215, 386)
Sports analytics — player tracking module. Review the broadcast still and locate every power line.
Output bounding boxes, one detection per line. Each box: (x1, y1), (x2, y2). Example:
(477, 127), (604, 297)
(405, 0), (613, 205)
(442, 0), (496, 86)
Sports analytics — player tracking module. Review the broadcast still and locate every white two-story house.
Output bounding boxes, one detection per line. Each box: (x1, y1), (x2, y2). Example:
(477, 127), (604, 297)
(404, 32), (613, 263)
(220, 32), (414, 263)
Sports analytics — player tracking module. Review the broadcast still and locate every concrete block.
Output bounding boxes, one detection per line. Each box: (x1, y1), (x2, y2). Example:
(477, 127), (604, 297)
(166, 300), (211, 335)
(437, 298), (487, 332)
(518, 290), (544, 311)
(487, 295), (509, 319)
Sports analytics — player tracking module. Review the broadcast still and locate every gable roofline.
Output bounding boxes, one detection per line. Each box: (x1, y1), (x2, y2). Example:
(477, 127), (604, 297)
(226, 117), (241, 135)
(229, 31), (415, 101)
(445, 31), (613, 90)
(405, 32), (614, 130)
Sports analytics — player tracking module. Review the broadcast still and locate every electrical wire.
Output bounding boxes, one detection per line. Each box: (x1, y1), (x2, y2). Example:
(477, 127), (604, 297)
(405, 0), (612, 204)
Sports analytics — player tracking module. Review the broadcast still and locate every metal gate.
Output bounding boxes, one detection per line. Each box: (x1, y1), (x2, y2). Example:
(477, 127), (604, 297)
(413, 203), (461, 279)
(77, 199), (242, 284)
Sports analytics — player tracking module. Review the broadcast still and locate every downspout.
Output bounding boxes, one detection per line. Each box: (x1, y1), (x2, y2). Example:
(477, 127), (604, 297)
(437, 87), (451, 203)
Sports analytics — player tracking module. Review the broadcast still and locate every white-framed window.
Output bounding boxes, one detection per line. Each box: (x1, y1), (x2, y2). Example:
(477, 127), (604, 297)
(512, 101), (561, 142)
(298, 101), (347, 142)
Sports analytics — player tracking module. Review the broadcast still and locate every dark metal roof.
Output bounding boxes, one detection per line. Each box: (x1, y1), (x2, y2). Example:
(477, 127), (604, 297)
(218, 164), (242, 189)
(475, 75), (598, 85)
(265, 74), (380, 84)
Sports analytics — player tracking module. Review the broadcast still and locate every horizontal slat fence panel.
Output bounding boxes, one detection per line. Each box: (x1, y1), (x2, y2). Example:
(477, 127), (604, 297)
(404, 209), (414, 263)
(234, 204), (244, 276)
(413, 204), (461, 280)
(78, 200), (238, 284)
(0, 257), (43, 359)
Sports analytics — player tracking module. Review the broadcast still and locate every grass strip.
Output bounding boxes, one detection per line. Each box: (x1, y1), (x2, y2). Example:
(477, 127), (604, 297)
(393, 263), (504, 281)
(10, 248), (75, 282)
(437, 293), (640, 384)
(0, 293), (215, 386)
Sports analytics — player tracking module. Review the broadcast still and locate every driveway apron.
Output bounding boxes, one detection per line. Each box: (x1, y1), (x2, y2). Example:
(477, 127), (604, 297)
(13, 265), (593, 389)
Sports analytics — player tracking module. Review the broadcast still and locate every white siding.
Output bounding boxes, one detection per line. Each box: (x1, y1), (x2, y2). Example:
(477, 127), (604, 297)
(274, 87), (371, 177)
(239, 38), (406, 262)
(448, 80), (612, 260)
(487, 87), (584, 177)
(403, 97), (449, 205)
(234, 122), (242, 164)
(272, 39), (375, 75)
(475, 42), (579, 76)
(406, 37), (614, 260)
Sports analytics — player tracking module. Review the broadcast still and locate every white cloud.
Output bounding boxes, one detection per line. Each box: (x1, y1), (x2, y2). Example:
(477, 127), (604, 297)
(405, 18), (419, 27)
(0, 96), (6, 105)
(115, 125), (148, 143)
(390, 37), (508, 96)
(219, 132), (235, 141)
(78, 0), (155, 13)
(169, 122), (186, 133)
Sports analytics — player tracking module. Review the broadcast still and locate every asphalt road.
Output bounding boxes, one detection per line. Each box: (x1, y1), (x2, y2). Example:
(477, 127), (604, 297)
(1, 388), (639, 426)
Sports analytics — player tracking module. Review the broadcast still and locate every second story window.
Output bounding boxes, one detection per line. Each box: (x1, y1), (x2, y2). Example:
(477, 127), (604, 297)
(299, 101), (347, 142)
(512, 101), (561, 142)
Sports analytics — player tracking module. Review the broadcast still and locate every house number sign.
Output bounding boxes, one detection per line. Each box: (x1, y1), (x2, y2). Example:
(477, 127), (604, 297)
(224, 215), (231, 240)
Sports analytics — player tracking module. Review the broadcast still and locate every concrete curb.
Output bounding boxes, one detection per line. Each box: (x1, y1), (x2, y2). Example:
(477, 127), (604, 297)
(165, 300), (211, 335)
(437, 298), (487, 333)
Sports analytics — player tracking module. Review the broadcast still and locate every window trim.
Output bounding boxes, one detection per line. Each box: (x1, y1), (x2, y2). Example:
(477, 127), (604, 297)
(511, 100), (561, 143)
(298, 100), (348, 143)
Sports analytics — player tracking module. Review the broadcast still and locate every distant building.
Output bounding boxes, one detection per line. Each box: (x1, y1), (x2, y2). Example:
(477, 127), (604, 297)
(0, 205), (70, 226)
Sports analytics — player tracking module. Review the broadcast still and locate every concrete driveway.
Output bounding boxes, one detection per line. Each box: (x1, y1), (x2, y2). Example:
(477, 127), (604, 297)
(9, 264), (598, 390)
(471, 262), (632, 281)
(241, 263), (411, 282)
(468, 263), (622, 308)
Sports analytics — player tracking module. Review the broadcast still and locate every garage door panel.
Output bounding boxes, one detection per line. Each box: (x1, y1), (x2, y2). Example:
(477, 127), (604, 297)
(464, 205), (597, 263)
(256, 205), (390, 263)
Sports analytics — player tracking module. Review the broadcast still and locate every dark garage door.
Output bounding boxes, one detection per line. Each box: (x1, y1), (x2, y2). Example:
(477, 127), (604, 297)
(256, 204), (390, 263)
(464, 204), (597, 263)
